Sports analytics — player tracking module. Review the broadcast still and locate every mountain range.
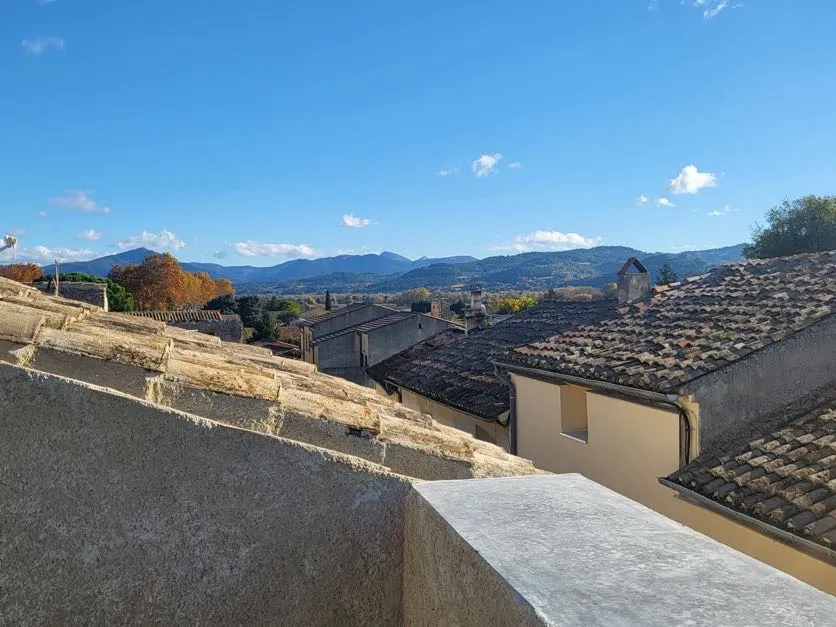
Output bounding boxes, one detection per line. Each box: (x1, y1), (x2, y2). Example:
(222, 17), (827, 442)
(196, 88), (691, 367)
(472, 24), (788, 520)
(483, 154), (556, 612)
(41, 244), (746, 294)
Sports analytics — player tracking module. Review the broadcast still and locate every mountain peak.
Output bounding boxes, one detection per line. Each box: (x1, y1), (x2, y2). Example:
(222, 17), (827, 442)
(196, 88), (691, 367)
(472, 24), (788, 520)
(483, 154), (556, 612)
(380, 251), (412, 263)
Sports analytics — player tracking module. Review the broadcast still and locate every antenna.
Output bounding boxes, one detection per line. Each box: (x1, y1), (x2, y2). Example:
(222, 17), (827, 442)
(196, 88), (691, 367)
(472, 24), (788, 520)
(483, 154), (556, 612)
(2, 234), (17, 251)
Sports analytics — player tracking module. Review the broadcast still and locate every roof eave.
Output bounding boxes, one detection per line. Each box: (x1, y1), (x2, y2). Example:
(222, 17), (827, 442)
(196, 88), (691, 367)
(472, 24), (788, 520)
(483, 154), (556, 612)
(493, 359), (678, 403)
(659, 478), (836, 565)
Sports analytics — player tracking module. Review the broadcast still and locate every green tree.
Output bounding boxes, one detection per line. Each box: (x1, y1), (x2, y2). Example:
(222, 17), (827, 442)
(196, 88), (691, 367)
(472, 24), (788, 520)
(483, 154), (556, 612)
(255, 310), (277, 341)
(411, 300), (432, 313)
(59, 272), (134, 312)
(205, 294), (238, 315)
(656, 264), (678, 286)
(236, 295), (264, 330)
(325, 289), (332, 311)
(274, 300), (302, 324)
(744, 195), (836, 259)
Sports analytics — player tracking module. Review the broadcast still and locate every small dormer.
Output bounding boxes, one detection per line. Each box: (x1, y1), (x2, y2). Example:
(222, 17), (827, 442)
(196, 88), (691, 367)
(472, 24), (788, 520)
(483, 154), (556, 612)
(617, 258), (651, 306)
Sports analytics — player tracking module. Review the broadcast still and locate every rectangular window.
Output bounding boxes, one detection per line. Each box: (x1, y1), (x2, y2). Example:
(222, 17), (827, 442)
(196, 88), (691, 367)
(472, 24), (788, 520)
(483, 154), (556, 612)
(560, 385), (589, 443)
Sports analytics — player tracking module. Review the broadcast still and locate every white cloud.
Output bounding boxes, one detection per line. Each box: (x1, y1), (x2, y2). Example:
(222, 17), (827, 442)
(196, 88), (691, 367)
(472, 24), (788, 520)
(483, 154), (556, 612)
(39, 0), (58, 5)
(703, 1), (729, 19)
(212, 249), (228, 259)
(38, 210), (48, 218)
(706, 204), (733, 217)
(50, 190), (112, 214)
(17, 245), (96, 262)
(656, 197), (676, 208)
(342, 213), (375, 228)
(689, 0), (733, 20)
(437, 168), (459, 177)
(668, 165), (717, 195)
(22, 36), (64, 55)
(636, 194), (648, 206)
(76, 229), (102, 241)
(508, 162), (523, 169)
(233, 241), (317, 258)
(116, 230), (185, 251)
(472, 153), (502, 177)
(492, 230), (599, 253)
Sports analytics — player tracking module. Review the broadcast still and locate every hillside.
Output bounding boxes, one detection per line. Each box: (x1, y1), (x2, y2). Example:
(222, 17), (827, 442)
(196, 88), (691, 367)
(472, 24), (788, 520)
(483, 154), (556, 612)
(40, 244), (745, 294)
(239, 245), (745, 294)
(369, 245), (745, 292)
(46, 249), (477, 283)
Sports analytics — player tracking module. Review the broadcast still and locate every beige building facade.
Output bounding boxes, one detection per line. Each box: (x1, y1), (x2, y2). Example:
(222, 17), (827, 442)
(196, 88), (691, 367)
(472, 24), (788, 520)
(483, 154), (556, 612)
(511, 372), (836, 595)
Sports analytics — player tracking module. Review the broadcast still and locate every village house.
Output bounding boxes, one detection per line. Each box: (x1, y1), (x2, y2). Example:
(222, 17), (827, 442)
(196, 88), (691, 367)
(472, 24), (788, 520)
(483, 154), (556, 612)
(495, 252), (836, 592)
(300, 303), (457, 385)
(369, 288), (614, 449)
(1, 274), (834, 623)
(33, 281), (109, 310)
(129, 309), (244, 343)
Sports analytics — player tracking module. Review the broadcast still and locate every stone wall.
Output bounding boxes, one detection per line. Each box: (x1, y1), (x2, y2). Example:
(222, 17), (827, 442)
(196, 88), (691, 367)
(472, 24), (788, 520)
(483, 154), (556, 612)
(0, 363), (412, 624)
(168, 317), (244, 343)
(682, 315), (836, 453)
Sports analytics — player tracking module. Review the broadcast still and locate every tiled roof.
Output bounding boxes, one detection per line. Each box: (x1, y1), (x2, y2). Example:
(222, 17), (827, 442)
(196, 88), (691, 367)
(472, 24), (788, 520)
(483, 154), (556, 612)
(368, 299), (616, 420)
(298, 303), (371, 327)
(666, 394), (836, 553)
(0, 276), (535, 481)
(313, 311), (418, 343)
(129, 309), (224, 322)
(503, 251), (836, 393)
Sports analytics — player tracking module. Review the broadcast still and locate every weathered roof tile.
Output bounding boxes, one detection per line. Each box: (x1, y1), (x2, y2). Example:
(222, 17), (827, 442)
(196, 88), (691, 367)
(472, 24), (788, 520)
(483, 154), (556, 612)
(503, 252), (836, 392)
(667, 395), (836, 552)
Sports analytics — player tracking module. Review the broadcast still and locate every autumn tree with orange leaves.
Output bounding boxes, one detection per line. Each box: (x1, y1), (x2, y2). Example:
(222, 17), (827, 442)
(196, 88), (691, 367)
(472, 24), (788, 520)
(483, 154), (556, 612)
(0, 263), (44, 283)
(110, 253), (234, 311)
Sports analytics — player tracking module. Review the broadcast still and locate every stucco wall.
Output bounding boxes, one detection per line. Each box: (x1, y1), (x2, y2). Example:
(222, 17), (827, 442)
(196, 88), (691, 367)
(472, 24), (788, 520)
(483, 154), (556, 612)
(310, 305), (392, 338)
(513, 373), (836, 594)
(0, 363), (413, 624)
(316, 332), (360, 370)
(365, 316), (453, 367)
(682, 316), (836, 453)
(401, 388), (509, 450)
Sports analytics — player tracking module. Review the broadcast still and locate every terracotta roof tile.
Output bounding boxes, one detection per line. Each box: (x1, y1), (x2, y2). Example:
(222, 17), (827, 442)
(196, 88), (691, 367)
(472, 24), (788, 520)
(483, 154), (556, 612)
(667, 395), (836, 552)
(367, 299), (615, 420)
(0, 276), (535, 481)
(502, 252), (836, 392)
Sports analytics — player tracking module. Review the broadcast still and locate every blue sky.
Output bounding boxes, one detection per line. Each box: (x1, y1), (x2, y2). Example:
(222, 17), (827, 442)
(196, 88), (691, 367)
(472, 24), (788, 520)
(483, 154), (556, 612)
(2, 0), (834, 266)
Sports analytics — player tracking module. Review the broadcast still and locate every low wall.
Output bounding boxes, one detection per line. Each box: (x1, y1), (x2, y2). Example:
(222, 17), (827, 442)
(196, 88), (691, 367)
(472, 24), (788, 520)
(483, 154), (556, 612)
(0, 363), (412, 624)
(404, 475), (836, 626)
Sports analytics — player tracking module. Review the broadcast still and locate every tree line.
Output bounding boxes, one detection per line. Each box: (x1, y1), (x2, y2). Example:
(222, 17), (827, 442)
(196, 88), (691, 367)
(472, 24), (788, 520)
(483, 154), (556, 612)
(109, 253), (233, 311)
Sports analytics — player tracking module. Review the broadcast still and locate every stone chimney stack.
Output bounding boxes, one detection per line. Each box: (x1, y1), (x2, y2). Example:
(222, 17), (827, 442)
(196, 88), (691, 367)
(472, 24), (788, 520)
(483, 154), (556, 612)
(465, 283), (487, 333)
(617, 258), (651, 306)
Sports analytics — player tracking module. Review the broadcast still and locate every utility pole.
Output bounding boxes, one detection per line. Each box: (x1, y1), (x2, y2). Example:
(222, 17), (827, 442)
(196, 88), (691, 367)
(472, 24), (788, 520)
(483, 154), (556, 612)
(54, 259), (60, 296)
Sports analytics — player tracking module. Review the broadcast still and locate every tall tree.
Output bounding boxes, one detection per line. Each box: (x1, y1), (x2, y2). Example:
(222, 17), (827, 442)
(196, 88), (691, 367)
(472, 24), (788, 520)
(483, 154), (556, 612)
(0, 263), (43, 283)
(656, 264), (679, 286)
(325, 289), (332, 311)
(109, 253), (235, 311)
(744, 195), (836, 259)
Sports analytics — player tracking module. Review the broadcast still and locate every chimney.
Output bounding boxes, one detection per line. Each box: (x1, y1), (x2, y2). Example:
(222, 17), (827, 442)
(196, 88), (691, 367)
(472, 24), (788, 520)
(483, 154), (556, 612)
(465, 283), (487, 333)
(617, 258), (651, 306)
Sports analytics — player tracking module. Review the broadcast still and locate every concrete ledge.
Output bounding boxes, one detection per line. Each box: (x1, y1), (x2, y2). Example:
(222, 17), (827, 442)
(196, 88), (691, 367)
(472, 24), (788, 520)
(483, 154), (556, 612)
(404, 474), (836, 626)
(0, 363), (413, 624)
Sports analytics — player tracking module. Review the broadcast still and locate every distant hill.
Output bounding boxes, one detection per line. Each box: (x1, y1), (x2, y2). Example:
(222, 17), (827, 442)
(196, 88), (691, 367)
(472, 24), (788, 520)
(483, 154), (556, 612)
(370, 245), (745, 292)
(239, 245), (745, 294)
(41, 245), (744, 294)
(46, 249), (478, 283)
(42, 248), (157, 277)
